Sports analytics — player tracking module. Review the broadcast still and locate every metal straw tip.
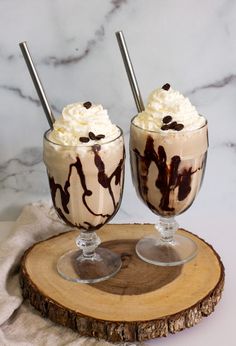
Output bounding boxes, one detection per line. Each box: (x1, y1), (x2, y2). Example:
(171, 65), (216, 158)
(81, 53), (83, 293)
(19, 41), (27, 48)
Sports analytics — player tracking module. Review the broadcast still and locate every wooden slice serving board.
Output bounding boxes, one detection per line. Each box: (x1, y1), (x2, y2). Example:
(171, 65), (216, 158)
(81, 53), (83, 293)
(20, 224), (224, 343)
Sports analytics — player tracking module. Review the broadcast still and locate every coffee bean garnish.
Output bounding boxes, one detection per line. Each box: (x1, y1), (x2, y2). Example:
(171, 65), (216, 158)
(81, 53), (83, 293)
(96, 134), (105, 140)
(83, 101), (92, 109)
(163, 115), (172, 124)
(162, 83), (170, 91)
(161, 119), (184, 132)
(79, 137), (89, 143)
(168, 121), (178, 129)
(161, 125), (169, 131)
(174, 123), (184, 131)
(88, 131), (96, 140)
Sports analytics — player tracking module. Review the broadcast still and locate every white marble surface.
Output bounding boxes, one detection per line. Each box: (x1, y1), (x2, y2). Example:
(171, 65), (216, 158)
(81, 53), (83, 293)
(0, 1), (235, 344)
(0, 0), (235, 224)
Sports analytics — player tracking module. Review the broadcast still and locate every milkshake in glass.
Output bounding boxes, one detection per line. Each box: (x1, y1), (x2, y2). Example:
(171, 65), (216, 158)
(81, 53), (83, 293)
(44, 101), (125, 282)
(130, 84), (208, 266)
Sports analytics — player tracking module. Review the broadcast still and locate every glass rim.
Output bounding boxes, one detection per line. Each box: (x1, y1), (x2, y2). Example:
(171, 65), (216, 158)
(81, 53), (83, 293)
(43, 126), (123, 148)
(130, 115), (208, 134)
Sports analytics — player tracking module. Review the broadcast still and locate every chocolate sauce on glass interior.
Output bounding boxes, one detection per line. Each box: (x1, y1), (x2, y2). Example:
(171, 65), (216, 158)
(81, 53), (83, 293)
(130, 121), (208, 217)
(44, 129), (125, 231)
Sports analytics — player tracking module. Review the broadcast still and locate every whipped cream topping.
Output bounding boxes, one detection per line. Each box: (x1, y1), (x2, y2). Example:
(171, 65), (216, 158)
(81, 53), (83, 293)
(49, 102), (120, 145)
(133, 84), (206, 132)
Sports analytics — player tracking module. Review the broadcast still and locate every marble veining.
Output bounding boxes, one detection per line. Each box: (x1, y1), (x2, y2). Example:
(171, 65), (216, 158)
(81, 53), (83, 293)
(43, 26), (106, 67)
(0, 147), (45, 192)
(0, 84), (60, 113)
(0, 84), (41, 107)
(31, 0), (128, 67)
(187, 74), (236, 95)
(226, 141), (236, 148)
(0, 0), (236, 227)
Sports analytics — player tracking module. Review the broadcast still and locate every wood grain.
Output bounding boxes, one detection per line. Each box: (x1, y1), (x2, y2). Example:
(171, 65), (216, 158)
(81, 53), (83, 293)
(20, 224), (224, 342)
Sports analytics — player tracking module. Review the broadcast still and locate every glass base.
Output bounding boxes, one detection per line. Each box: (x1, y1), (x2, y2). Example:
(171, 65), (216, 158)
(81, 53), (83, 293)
(136, 234), (198, 266)
(57, 247), (122, 283)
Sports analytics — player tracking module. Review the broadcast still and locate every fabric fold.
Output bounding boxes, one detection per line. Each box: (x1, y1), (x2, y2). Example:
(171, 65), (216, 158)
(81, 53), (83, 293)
(0, 202), (135, 346)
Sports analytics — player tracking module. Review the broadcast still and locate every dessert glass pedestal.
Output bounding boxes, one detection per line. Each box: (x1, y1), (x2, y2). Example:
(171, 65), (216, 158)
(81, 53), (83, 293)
(43, 128), (125, 283)
(130, 118), (208, 266)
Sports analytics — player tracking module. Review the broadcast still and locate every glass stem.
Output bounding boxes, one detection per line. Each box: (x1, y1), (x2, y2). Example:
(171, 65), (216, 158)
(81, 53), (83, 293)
(76, 230), (101, 259)
(156, 217), (179, 244)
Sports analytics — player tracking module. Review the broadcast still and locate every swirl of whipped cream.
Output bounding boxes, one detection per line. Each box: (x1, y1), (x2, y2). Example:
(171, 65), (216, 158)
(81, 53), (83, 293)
(49, 102), (120, 145)
(133, 85), (206, 131)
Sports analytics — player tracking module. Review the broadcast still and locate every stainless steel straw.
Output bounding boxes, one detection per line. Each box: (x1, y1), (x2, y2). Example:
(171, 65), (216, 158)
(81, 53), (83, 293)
(19, 41), (55, 129)
(116, 31), (144, 113)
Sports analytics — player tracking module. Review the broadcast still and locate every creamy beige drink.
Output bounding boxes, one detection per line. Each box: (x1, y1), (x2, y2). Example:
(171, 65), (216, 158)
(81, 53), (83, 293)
(44, 101), (125, 230)
(130, 83), (208, 217)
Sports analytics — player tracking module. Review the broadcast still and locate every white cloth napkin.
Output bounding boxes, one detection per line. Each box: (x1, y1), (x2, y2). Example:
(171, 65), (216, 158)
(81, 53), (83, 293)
(0, 202), (141, 346)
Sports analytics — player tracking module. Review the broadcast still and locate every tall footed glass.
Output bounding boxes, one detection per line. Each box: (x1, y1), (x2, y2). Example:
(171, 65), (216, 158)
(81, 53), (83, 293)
(43, 128), (125, 283)
(130, 118), (208, 266)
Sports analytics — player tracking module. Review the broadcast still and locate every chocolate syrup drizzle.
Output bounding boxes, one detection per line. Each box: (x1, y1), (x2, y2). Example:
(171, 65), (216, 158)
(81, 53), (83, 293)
(92, 144), (124, 209)
(48, 145), (124, 230)
(133, 135), (205, 216)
